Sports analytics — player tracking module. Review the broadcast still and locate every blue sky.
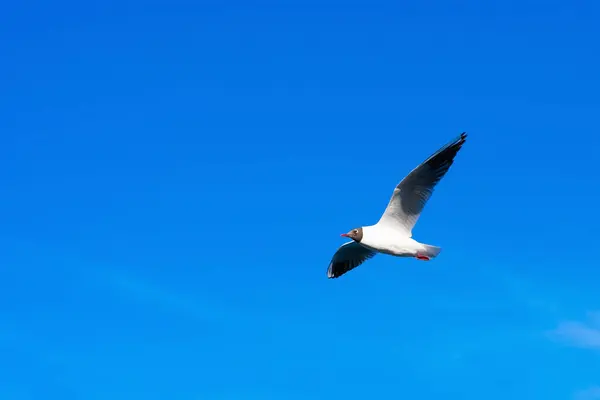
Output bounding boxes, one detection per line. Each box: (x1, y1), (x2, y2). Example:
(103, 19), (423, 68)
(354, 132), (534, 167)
(1, 0), (600, 399)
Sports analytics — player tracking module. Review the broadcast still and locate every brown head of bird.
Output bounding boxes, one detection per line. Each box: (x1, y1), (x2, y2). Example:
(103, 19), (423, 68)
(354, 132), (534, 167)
(340, 227), (363, 242)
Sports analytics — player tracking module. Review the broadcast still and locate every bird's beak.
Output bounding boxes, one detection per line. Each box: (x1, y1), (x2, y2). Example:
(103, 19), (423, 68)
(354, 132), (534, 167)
(340, 233), (349, 237)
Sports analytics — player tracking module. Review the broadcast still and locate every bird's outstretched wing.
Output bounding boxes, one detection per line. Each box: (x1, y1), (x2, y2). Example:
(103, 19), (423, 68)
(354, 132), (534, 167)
(327, 241), (377, 279)
(377, 132), (467, 236)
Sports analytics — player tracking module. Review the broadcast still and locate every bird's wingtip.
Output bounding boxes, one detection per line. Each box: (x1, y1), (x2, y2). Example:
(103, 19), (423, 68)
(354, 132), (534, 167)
(327, 265), (341, 279)
(327, 264), (334, 279)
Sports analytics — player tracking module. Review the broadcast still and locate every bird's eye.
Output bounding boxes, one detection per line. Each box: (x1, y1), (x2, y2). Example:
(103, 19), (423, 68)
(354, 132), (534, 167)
(354, 230), (358, 234)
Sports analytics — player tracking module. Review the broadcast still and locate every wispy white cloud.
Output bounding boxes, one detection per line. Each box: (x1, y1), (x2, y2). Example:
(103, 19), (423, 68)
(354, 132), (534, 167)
(574, 386), (600, 400)
(550, 312), (600, 349)
(89, 268), (230, 322)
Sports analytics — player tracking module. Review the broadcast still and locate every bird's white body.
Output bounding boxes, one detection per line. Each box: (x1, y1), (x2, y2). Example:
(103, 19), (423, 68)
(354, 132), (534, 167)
(359, 225), (426, 257)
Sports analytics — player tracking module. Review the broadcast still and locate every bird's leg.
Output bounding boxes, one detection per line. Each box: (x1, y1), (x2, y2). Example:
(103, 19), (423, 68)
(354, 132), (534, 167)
(415, 254), (430, 261)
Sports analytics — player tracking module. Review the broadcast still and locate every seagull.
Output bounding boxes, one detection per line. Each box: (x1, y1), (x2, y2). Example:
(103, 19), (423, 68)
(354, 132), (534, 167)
(327, 132), (468, 279)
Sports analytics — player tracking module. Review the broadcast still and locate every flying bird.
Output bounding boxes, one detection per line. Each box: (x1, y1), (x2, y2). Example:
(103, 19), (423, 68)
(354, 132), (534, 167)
(327, 132), (468, 279)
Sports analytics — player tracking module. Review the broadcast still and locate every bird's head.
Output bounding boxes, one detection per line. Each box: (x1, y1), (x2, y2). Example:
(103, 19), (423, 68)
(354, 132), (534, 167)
(341, 227), (363, 242)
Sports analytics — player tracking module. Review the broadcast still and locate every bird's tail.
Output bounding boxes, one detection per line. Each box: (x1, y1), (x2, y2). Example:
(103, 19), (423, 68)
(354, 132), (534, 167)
(421, 244), (442, 258)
